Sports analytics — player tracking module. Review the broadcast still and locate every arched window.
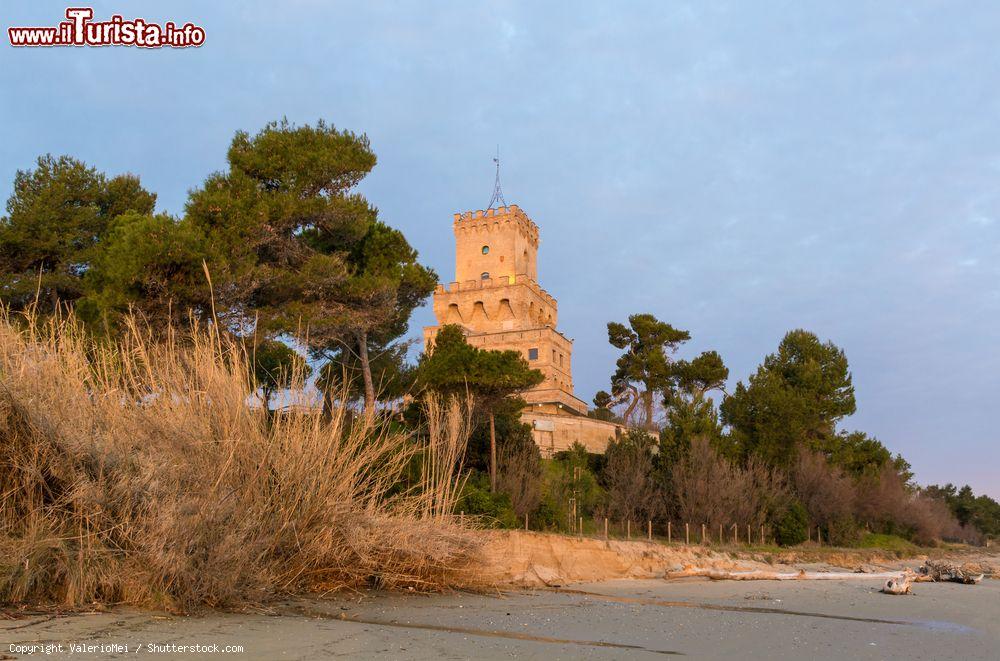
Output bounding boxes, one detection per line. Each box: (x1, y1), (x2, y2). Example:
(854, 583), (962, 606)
(482, 245), (490, 254)
(481, 272), (490, 280)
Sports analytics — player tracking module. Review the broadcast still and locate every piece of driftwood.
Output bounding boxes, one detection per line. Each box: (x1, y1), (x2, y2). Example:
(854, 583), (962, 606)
(881, 576), (912, 595)
(667, 560), (986, 590)
(919, 560), (985, 584)
(665, 567), (907, 581)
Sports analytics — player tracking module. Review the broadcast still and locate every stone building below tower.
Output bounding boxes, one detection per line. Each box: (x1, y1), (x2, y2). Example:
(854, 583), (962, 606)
(423, 204), (623, 455)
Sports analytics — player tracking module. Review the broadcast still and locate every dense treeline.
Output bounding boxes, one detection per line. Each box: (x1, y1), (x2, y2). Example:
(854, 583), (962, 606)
(2, 120), (996, 548)
(446, 316), (997, 547)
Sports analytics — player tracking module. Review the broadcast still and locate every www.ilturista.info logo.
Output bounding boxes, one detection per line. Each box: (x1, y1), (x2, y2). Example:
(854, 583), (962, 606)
(8, 7), (205, 48)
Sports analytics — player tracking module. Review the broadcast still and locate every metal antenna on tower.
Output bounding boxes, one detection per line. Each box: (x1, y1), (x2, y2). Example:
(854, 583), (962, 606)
(486, 145), (508, 210)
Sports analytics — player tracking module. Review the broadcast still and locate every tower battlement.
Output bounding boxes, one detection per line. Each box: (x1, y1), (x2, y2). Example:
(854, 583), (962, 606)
(452, 205), (540, 245)
(451, 204), (540, 283)
(434, 273), (558, 310)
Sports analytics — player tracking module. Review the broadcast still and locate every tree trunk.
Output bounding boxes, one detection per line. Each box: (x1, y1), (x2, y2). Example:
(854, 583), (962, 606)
(489, 412), (497, 492)
(358, 332), (375, 413)
(622, 385), (640, 427)
(321, 385), (335, 421)
(262, 386), (274, 421)
(642, 389), (654, 430)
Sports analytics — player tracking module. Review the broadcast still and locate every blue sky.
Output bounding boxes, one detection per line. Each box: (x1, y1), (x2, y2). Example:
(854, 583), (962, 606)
(2, 2), (997, 497)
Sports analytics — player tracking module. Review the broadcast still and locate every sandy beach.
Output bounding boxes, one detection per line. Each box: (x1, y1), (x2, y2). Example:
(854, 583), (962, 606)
(4, 573), (998, 660)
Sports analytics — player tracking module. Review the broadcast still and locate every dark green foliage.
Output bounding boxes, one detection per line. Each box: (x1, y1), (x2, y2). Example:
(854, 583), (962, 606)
(529, 493), (561, 529)
(659, 395), (724, 467)
(588, 390), (618, 422)
(417, 324), (544, 412)
(673, 350), (729, 397)
(538, 443), (605, 530)
(0, 155), (155, 311)
(185, 119), (376, 336)
(817, 430), (893, 477)
(657, 345), (729, 470)
(467, 405), (531, 473)
(553, 442), (606, 478)
(457, 473), (518, 528)
(81, 212), (211, 329)
(825, 515), (863, 546)
(415, 325), (477, 392)
(721, 329), (855, 466)
(418, 325), (544, 400)
(774, 499), (809, 546)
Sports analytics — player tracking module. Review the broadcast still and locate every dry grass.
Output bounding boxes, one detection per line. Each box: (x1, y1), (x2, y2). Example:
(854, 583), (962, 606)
(420, 393), (474, 520)
(0, 311), (481, 610)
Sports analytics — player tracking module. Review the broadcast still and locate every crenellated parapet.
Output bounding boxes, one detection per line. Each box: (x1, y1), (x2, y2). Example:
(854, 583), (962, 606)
(452, 205), (540, 247)
(433, 273), (557, 309)
(431, 276), (559, 332)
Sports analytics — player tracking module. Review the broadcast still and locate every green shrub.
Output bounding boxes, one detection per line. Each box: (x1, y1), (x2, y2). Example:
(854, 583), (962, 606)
(775, 500), (809, 546)
(457, 473), (518, 528)
(529, 447), (607, 533)
(825, 515), (862, 546)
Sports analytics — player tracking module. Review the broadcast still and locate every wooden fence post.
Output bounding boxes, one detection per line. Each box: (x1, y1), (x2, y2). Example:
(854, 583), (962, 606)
(701, 523), (706, 544)
(719, 523), (723, 545)
(579, 517), (583, 538)
(747, 524), (751, 546)
(627, 519), (631, 540)
(525, 513), (528, 531)
(604, 517), (608, 539)
(667, 521), (672, 543)
(648, 520), (652, 541)
(761, 525), (765, 545)
(685, 522), (690, 545)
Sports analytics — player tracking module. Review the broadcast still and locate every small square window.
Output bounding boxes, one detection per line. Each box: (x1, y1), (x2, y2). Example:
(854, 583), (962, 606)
(528, 348), (538, 360)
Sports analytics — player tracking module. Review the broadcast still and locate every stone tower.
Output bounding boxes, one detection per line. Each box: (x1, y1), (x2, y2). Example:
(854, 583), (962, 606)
(423, 204), (588, 416)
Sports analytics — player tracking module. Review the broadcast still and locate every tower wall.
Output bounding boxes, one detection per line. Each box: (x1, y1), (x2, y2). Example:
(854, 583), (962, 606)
(453, 206), (538, 283)
(425, 202), (598, 420)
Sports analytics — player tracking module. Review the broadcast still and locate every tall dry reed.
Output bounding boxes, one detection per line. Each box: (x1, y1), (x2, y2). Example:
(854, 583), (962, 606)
(419, 393), (474, 521)
(0, 311), (481, 609)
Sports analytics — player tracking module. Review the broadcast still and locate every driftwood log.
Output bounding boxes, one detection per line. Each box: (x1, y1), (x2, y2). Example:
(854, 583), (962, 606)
(665, 567), (907, 581)
(881, 576), (912, 595)
(667, 560), (986, 594)
(919, 560), (985, 584)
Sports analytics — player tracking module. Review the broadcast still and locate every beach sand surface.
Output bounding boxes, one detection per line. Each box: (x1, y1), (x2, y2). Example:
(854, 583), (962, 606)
(3, 576), (998, 660)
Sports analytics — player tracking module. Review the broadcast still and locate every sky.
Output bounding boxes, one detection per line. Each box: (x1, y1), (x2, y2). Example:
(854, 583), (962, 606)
(2, 1), (997, 497)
